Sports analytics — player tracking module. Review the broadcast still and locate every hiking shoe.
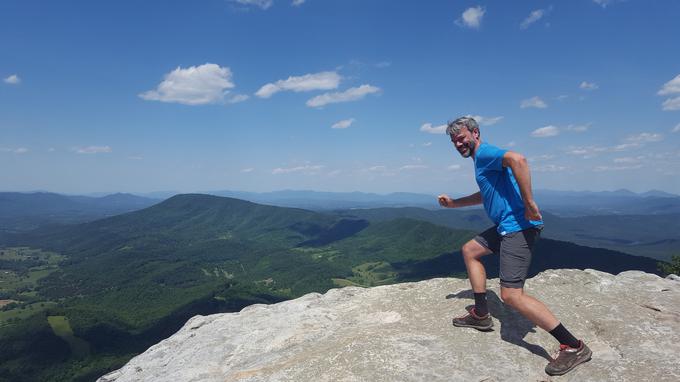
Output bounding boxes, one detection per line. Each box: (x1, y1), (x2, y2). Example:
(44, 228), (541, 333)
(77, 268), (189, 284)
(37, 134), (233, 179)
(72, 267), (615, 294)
(545, 340), (592, 376)
(452, 305), (493, 331)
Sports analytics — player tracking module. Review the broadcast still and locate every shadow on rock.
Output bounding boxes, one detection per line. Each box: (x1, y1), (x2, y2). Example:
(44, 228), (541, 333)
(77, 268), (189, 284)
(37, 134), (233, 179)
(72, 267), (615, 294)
(447, 289), (552, 361)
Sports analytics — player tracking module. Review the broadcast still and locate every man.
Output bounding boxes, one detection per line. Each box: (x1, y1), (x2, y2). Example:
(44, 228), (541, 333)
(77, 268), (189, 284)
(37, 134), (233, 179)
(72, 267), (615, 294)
(437, 116), (592, 376)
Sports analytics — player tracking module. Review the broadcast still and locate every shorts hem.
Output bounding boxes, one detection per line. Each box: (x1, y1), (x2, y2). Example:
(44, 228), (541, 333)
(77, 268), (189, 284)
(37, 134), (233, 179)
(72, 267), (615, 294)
(500, 280), (525, 289)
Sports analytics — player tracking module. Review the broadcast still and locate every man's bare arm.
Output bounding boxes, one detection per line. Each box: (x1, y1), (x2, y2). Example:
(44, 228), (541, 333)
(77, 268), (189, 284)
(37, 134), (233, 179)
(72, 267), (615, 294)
(437, 191), (482, 208)
(502, 151), (542, 221)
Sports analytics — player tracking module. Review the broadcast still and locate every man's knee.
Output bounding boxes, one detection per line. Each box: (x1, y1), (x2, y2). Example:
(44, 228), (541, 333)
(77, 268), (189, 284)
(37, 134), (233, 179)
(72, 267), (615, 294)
(500, 287), (523, 306)
(461, 240), (485, 260)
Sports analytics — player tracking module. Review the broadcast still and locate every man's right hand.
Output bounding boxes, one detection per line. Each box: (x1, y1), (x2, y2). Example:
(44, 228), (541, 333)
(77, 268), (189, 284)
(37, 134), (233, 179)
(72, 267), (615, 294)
(438, 194), (454, 208)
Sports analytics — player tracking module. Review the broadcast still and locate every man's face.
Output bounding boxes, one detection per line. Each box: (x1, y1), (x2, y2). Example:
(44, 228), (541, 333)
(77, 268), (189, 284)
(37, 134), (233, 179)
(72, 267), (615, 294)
(451, 129), (477, 158)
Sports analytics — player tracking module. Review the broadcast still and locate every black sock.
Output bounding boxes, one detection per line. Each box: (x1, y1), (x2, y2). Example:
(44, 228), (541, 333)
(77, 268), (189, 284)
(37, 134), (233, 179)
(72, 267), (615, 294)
(474, 292), (488, 316)
(549, 323), (580, 348)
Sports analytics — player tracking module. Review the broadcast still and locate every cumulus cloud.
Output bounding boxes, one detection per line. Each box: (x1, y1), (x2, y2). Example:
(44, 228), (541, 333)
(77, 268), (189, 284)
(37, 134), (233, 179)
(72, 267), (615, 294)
(241, 168), (254, 173)
(613, 156), (644, 164)
(626, 133), (663, 143)
(672, 123), (680, 133)
(566, 123), (591, 132)
(272, 164), (324, 174)
(520, 96), (547, 109)
(580, 81), (599, 90)
(231, 0), (273, 9)
(658, 74), (680, 95)
(227, 94), (249, 104)
(592, 0), (619, 8)
(3, 74), (20, 84)
(291, 0), (305, 6)
(306, 84), (380, 108)
(531, 125), (559, 138)
(331, 118), (355, 129)
(419, 123), (447, 134)
(0, 147), (28, 154)
(399, 164), (428, 171)
(456, 6), (485, 29)
(662, 97), (680, 111)
(255, 71), (340, 98)
(520, 9), (545, 29)
(74, 146), (112, 154)
(533, 164), (567, 172)
(594, 164), (643, 171)
(140, 63), (235, 105)
(466, 115), (504, 126)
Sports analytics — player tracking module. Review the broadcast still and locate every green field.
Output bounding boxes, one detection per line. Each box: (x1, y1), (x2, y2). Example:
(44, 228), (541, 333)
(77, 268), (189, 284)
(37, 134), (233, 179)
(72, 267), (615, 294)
(48, 316), (91, 358)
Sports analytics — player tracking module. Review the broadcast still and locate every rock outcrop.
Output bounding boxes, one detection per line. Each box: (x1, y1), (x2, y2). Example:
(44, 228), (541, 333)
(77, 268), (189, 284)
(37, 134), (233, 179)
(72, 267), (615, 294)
(99, 269), (680, 382)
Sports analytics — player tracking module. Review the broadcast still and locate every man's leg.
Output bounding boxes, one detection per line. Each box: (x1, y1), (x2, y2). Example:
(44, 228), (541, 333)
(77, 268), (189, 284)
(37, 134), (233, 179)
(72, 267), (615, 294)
(499, 287), (559, 331)
(498, 228), (591, 375)
(461, 239), (493, 293)
(452, 229), (497, 330)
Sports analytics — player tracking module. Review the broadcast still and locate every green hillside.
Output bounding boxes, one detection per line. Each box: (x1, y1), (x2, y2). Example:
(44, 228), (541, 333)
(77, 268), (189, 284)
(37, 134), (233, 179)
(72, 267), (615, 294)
(0, 194), (664, 382)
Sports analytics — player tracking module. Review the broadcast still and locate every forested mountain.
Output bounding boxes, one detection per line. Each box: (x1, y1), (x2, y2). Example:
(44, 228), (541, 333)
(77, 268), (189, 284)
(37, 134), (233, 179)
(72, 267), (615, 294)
(0, 194), (664, 382)
(339, 207), (680, 261)
(0, 192), (160, 233)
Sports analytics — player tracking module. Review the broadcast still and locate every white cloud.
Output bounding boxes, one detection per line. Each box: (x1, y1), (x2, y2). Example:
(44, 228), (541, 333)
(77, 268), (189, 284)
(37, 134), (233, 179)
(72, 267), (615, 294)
(331, 118), (355, 129)
(291, 0), (305, 6)
(566, 123), (591, 132)
(626, 133), (663, 143)
(231, 0), (273, 9)
(447, 164), (462, 171)
(399, 164), (428, 171)
(140, 63), (235, 105)
(74, 146), (112, 154)
(592, 0), (618, 8)
(306, 84), (380, 108)
(3, 74), (20, 84)
(272, 165), (324, 174)
(662, 96), (680, 111)
(466, 115), (504, 126)
(456, 6), (485, 29)
(419, 123), (447, 134)
(534, 164), (567, 172)
(594, 164), (643, 171)
(422, 142), (432, 147)
(507, 141), (516, 147)
(528, 154), (555, 162)
(241, 168), (254, 173)
(255, 71), (340, 98)
(520, 96), (547, 109)
(531, 125), (559, 137)
(520, 9), (545, 29)
(613, 156), (644, 164)
(556, 95), (569, 101)
(1, 147), (28, 154)
(367, 165), (387, 172)
(658, 74), (680, 95)
(375, 61), (392, 68)
(227, 94), (249, 104)
(672, 123), (680, 133)
(580, 81), (599, 90)
(127, 155), (143, 160)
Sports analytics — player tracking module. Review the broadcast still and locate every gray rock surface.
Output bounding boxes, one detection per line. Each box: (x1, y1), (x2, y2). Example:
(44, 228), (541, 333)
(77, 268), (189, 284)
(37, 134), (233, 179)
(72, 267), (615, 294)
(99, 269), (680, 382)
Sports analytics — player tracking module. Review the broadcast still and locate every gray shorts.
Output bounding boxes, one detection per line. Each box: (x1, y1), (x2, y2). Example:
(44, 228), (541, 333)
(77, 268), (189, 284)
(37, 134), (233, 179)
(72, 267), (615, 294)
(473, 225), (543, 289)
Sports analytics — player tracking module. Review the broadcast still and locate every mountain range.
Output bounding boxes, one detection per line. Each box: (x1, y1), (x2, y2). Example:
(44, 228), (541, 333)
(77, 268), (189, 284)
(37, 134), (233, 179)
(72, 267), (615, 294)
(0, 194), (668, 382)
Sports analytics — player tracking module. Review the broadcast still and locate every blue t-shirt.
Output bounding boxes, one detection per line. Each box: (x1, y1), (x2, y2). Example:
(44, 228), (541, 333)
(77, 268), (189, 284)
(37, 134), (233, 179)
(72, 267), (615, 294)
(474, 142), (543, 235)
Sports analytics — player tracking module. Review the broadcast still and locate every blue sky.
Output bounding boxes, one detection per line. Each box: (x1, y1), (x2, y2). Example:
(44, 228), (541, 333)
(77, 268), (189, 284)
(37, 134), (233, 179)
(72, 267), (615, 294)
(1, 0), (679, 195)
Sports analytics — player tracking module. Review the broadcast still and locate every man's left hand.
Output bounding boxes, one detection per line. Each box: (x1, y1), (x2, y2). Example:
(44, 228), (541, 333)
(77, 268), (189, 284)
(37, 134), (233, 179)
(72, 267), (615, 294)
(524, 200), (542, 221)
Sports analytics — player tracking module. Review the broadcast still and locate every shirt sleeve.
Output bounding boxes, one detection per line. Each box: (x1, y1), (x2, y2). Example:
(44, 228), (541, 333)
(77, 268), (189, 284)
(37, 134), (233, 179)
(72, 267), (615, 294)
(476, 144), (506, 172)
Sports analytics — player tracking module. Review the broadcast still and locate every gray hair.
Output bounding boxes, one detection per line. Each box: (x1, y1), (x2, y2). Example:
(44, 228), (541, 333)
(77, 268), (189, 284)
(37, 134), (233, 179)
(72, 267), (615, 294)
(446, 116), (479, 136)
